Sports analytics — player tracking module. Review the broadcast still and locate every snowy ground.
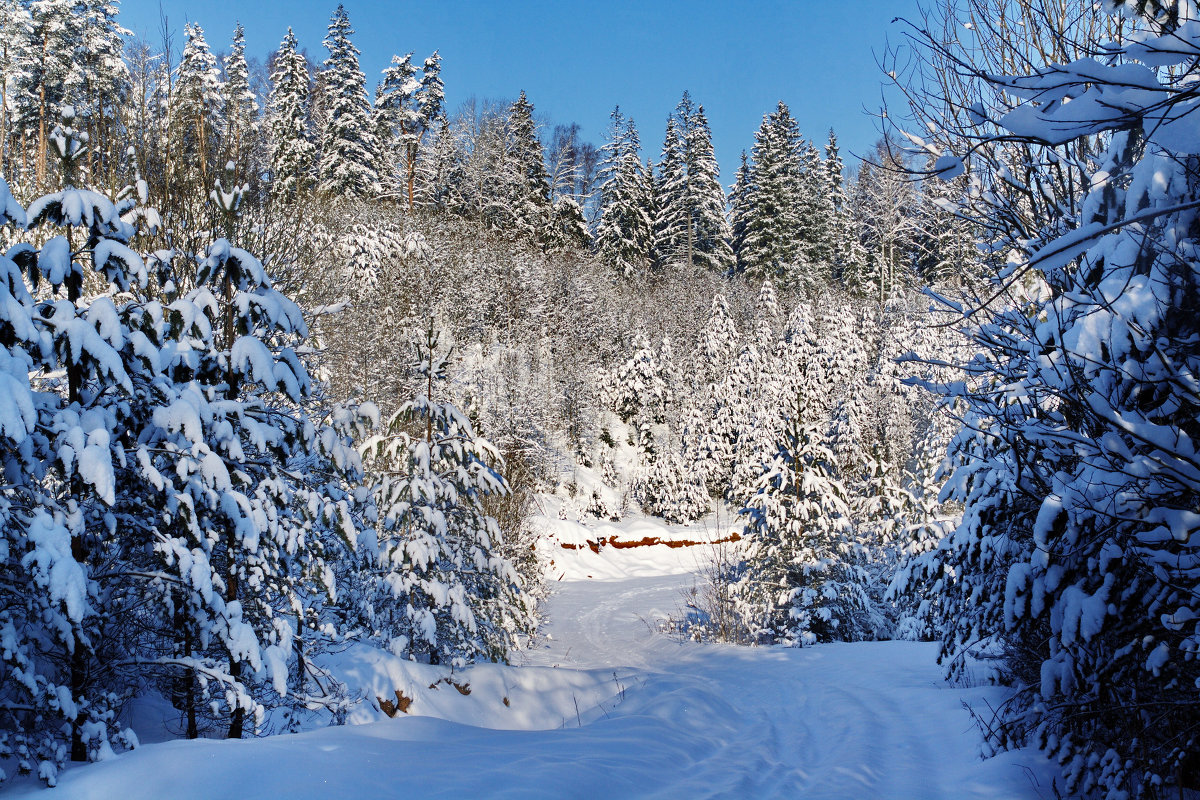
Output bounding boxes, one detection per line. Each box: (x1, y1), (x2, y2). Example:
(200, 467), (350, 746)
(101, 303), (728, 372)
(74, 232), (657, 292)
(13, 506), (1056, 799)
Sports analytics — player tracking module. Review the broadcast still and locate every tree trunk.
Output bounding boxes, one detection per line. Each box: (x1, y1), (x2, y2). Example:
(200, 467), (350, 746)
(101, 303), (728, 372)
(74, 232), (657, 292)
(406, 143), (417, 211)
(221, 270), (245, 740)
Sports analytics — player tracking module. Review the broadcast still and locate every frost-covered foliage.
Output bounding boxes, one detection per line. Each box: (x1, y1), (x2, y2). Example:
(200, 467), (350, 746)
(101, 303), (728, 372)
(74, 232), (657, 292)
(893, 3), (1200, 796)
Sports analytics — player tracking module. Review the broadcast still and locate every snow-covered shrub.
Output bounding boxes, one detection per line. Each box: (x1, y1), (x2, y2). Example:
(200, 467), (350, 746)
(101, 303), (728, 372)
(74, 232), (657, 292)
(732, 395), (874, 646)
(896, 4), (1200, 794)
(359, 324), (535, 667)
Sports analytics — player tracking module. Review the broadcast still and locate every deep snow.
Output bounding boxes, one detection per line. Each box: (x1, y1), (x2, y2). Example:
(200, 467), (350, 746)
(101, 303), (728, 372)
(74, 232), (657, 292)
(12, 507), (1055, 799)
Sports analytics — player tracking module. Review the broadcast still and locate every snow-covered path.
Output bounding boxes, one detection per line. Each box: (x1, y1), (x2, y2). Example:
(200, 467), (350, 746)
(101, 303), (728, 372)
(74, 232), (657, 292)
(14, 517), (1054, 799)
(521, 570), (1053, 799)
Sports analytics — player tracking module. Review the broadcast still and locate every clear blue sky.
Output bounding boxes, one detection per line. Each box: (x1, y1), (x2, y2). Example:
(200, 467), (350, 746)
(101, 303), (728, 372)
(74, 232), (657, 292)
(118, 0), (921, 180)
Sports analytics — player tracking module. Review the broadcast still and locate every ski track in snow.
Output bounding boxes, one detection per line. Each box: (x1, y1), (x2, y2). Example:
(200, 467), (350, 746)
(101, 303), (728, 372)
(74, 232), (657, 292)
(13, 513), (1055, 799)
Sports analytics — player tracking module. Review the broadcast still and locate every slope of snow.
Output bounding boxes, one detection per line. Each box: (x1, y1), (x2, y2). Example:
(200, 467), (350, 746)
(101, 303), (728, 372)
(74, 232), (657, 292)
(12, 507), (1056, 799)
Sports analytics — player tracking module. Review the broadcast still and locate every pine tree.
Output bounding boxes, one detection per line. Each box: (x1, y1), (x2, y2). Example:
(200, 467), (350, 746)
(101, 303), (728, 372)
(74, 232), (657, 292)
(73, 0), (130, 186)
(317, 5), (380, 199)
(267, 28), (316, 201)
(19, 0), (82, 189)
(374, 52), (419, 197)
(411, 51), (444, 208)
(374, 50), (444, 208)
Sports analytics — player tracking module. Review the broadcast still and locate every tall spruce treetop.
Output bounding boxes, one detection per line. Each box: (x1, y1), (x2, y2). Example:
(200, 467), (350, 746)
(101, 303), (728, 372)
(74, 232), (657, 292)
(222, 24), (259, 177)
(794, 140), (834, 284)
(267, 28), (316, 201)
(318, 5), (380, 199)
(653, 92), (733, 272)
(173, 23), (224, 189)
(824, 129), (855, 276)
(653, 112), (689, 268)
(506, 90), (552, 241)
(595, 107), (653, 277)
(728, 150), (753, 272)
(685, 103), (735, 273)
(740, 102), (802, 284)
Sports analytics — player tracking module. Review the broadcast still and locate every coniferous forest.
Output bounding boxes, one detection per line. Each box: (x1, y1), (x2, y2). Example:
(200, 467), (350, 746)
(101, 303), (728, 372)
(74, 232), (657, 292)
(0, 1), (1198, 798)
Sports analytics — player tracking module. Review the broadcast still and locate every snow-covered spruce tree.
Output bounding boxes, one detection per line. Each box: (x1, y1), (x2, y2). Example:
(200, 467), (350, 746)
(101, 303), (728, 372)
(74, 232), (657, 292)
(684, 103), (735, 274)
(222, 24), (259, 184)
(361, 324), (533, 667)
(545, 194), (590, 252)
(603, 331), (699, 521)
(0, 113), (155, 776)
(887, 413), (959, 642)
(0, 171), (100, 784)
(733, 390), (871, 646)
(374, 53), (420, 199)
(317, 5), (380, 199)
(739, 102), (802, 285)
(124, 167), (369, 741)
(728, 150), (753, 272)
(893, 3), (1200, 795)
(0, 1), (32, 180)
(595, 108), (653, 278)
(824, 130), (857, 280)
(170, 23), (224, 194)
(794, 140), (834, 284)
(505, 90), (553, 245)
(267, 28), (316, 202)
(1, 114), (368, 781)
(603, 331), (669, 455)
(654, 93), (733, 272)
(652, 113), (688, 268)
